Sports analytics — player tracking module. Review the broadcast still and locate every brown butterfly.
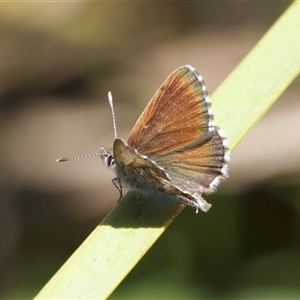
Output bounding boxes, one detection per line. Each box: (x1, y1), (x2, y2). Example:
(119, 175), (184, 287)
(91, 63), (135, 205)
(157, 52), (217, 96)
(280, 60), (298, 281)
(58, 65), (230, 215)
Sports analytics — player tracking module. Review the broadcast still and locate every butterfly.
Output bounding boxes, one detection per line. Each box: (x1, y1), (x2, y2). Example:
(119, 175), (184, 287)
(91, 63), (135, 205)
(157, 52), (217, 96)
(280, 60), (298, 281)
(58, 65), (230, 215)
(94, 65), (230, 212)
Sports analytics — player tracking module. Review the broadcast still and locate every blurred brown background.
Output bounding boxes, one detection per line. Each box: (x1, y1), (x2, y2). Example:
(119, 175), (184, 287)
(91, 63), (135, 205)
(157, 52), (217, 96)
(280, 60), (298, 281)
(1, 2), (300, 299)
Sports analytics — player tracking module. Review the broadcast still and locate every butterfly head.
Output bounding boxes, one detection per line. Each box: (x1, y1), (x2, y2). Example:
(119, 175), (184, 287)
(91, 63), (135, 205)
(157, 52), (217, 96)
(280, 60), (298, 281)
(99, 146), (115, 170)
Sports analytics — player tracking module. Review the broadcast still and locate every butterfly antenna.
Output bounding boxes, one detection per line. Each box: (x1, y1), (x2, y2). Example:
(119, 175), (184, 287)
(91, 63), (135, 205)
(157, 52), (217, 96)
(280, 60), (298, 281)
(57, 93), (116, 163)
(56, 153), (99, 163)
(108, 91), (118, 139)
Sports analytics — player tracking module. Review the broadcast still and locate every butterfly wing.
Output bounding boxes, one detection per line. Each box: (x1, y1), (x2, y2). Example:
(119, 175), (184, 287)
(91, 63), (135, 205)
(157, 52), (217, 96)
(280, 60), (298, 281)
(151, 127), (230, 196)
(127, 65), (230, 198)
(127, 65), (214, 156)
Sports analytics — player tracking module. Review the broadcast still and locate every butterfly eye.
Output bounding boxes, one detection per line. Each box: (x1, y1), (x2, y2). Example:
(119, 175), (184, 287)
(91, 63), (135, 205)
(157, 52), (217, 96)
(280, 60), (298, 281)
(105, 154), (115, 168)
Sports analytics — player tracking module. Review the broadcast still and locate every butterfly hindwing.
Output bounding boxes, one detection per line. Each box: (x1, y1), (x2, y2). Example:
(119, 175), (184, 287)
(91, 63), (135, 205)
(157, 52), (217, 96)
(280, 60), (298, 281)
(152, 127), (230, 195)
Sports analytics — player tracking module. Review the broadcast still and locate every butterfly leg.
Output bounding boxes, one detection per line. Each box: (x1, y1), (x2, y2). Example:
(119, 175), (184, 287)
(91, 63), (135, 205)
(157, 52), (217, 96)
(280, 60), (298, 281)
(171, 203), (186, 219)
(135, 188), (141, 218)
(112, 177), (123, 201)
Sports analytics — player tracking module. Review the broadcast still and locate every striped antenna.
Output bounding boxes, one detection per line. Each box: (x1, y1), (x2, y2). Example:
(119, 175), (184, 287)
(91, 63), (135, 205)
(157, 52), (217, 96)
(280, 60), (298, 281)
(56, 153), (100, 163)
(108, 91), (118, 139)
(56, 92), (116, 163)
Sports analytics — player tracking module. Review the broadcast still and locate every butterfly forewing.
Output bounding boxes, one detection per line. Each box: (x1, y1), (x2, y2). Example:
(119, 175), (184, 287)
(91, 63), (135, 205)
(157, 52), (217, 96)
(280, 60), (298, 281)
(127, 65), (214, 156)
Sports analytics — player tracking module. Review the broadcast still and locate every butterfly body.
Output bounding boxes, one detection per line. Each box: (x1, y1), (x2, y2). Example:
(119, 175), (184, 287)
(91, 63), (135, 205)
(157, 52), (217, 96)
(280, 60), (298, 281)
(99, 65), (230, 213)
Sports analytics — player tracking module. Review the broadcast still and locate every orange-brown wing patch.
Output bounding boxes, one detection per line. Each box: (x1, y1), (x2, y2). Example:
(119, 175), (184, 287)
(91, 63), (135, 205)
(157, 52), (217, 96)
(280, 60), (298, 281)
(127, 65), (214, 156)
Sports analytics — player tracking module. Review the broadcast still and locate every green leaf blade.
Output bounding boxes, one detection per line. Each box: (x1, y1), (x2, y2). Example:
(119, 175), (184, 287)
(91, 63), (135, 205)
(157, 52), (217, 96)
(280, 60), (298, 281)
(35, 2), (300, 299)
